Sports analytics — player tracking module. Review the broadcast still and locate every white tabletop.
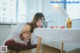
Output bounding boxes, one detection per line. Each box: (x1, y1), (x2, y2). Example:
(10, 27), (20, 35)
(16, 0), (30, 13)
(33, 28), (80, 43)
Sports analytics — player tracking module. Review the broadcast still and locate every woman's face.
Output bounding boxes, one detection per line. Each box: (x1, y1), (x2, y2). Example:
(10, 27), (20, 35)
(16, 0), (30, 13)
(36, 19), (43, 27)
(21, 25), (31, 40)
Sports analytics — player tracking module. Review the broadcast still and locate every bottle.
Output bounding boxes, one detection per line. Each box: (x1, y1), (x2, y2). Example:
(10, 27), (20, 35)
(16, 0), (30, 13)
(67, 18), (72, 28)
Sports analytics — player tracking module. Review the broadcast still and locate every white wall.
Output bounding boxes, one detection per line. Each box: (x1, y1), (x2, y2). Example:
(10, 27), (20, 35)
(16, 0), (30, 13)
(0, 25), (11, 45)
(26, 0), (40, 22)
(72, 19), (80, 28)
(0, 23), (16, 46)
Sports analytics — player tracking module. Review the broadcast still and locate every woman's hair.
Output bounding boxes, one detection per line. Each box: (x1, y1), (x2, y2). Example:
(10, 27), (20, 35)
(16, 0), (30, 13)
(31, 13), (45, 31)
(26, 23), (33, 33)
(21, 23), (33, 33)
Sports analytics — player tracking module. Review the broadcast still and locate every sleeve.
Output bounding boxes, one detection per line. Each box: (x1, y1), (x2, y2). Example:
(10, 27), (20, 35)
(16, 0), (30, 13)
(5, 39), (37, 51)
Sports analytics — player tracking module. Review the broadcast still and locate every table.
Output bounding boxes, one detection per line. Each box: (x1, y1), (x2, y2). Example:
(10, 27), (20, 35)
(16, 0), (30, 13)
(32, 28), (80, 53)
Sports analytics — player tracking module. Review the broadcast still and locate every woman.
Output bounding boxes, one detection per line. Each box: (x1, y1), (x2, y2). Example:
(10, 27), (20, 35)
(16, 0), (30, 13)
(31, 12), (45, 44)
(4, 23), (36, 52)
(31, 12), (45, 31)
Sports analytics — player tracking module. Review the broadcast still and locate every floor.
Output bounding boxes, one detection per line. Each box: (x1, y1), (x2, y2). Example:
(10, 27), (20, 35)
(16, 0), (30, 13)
(7, 44), (65, 53)
(66, 48), (80, 53)
(3, 44), (80, 53)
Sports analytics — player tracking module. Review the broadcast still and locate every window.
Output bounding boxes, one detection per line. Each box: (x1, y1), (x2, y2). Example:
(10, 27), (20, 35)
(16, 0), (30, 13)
(0, 0), (27, 23)
(17, 0), (27, 22)
(0, 0), (16, 23)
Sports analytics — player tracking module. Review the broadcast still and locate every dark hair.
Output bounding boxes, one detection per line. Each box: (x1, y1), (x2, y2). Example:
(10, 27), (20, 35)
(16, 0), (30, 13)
(25, 23), (33, 33)
(31, 13), (45, 31)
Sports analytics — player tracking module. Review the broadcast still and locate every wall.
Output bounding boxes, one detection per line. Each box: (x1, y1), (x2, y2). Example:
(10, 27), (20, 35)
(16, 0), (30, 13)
(0, 23), (16, 46)
(72, 19), (80, 28)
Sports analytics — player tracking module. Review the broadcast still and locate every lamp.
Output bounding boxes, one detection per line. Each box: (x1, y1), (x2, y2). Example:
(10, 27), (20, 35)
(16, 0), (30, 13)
(54, 5), (68, 25)
(47, 0), (69, 27)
